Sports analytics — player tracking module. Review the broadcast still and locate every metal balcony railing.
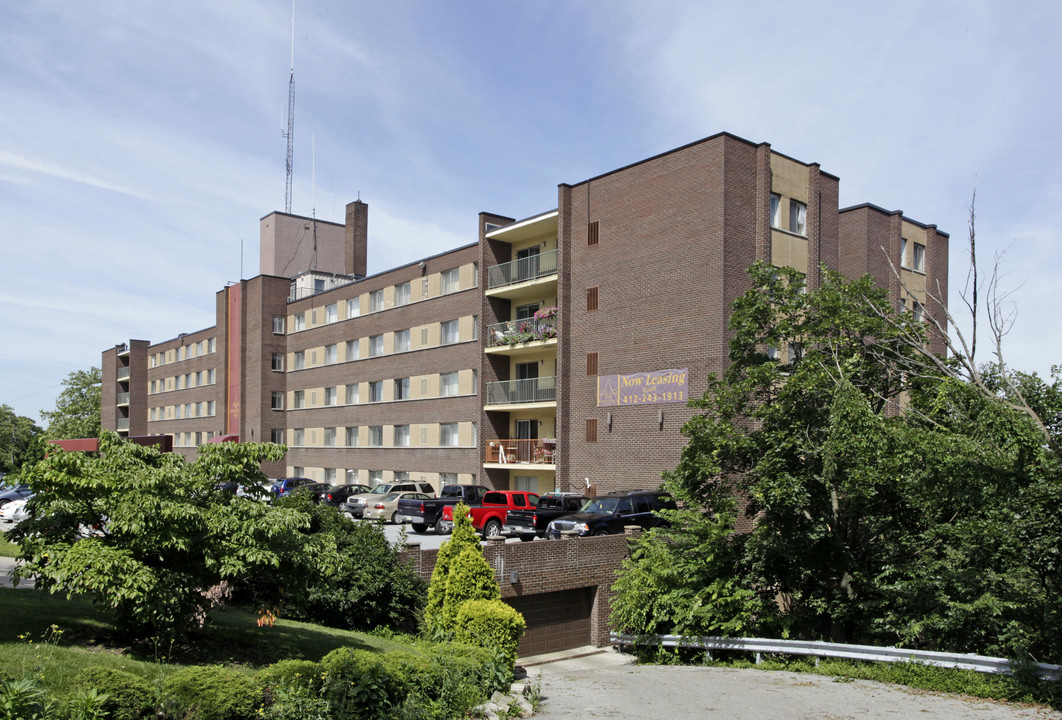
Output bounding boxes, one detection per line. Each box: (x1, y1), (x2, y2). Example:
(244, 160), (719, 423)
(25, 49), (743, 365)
(116, 418), (130, 431)
(486, 249), (557, 290)
(117, 367), (131, 380)
(485, 376), (557, 405)
(116, 392), (130, 405)
(486, 317), (557, 348)
(486, 438), (557, 465)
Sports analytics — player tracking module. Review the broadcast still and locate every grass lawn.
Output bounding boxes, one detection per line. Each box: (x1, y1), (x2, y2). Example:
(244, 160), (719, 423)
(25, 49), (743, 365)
(0, 534), (19, 558)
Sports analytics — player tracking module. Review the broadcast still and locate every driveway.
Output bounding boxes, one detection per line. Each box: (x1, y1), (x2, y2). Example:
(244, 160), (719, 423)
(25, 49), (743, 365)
(523, 649), (1061, 720)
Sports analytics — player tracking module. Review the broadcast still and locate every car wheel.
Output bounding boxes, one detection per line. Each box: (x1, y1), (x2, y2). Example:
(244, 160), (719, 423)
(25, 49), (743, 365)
(518, 534), (534, 542)
(434, 518), (450, 535)
(592, 529), (610, 536)
(483, 520), (502, 539)
(411, 523), (428, 534)
(390, 512), (399, 524)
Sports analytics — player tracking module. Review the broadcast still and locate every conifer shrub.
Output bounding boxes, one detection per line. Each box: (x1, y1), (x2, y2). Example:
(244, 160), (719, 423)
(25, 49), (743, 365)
(74, 666), (155, 720)
(160, 665), (260, 720)
(421, 503), (480, 637)
(440, 546), (500, 629)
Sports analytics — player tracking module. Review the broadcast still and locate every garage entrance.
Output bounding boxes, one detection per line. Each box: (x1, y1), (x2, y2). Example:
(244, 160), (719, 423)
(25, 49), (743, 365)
(507, 587), (593, 656)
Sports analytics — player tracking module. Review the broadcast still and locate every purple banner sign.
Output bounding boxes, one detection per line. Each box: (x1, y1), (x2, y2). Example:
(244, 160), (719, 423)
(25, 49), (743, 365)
(597, 368), (689, 407)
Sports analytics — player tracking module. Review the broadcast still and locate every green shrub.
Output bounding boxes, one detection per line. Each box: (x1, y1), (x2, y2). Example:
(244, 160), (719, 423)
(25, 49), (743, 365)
(74, 666), (155, 720)
(256, 659), (321, 695)
(421, 504), (481, 637)
(161, 666), (260, 720)
(0, 676), (46, 720)
(440, 547), (499, 629)
(453, 599), (526, 680)
(318, 647), (408, 720)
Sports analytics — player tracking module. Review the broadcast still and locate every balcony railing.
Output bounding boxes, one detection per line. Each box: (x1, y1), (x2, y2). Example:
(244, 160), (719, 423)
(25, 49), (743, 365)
(116, 418), (130, 431)
(487, 249), (558, 290)
(117, 367), (131, 380)
(486, 376), (557, 405)
(486, 317), (557, 348)
(486, 438), (557, 465)
(116, 392), (130, 405)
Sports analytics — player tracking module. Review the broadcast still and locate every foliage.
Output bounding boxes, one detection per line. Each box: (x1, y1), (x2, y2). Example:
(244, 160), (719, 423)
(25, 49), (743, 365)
(453, 599), (526, 679)
(160, 666), (259, 720)
(440, 548), (500, 631)
(40, 367), (102, 441)
(74, 667), (153, 720)
(0, 404), (45, 476)
(0, 676), (47, 720)
(421, 504), (480, 636)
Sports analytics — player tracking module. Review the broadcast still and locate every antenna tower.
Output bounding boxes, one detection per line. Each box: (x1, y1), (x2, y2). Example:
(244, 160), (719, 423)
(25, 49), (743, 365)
(283, 0), (295, 213)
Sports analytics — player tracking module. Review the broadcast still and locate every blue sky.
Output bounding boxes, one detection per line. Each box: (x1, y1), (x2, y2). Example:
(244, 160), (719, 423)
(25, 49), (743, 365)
(2, 0), (1060, 425)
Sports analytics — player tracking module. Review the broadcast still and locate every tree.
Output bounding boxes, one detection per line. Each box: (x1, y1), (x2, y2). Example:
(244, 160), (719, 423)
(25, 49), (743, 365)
(422, 503), (481, 637)
(0, 404), (45, 475)
(40, 367), (102, 440)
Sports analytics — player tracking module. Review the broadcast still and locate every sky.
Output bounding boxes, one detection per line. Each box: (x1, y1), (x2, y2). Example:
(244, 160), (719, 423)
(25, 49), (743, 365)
(2, 0), (1060, 426)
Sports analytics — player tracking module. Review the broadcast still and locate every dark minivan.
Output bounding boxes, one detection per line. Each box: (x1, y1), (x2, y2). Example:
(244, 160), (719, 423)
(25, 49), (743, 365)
(543, 490), (676, 538)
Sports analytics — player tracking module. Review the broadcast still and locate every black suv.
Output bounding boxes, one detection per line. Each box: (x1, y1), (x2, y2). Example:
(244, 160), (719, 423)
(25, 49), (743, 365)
(544, 489), (676, 538)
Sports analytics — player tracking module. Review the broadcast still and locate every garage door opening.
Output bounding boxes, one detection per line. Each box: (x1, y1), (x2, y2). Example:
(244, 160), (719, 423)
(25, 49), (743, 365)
(507, 587), (593, 657)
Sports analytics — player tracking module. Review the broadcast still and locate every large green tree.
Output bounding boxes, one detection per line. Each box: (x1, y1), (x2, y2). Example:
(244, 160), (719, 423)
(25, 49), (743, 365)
(0, 404), (45, 475)
(40, 366), (102, 440)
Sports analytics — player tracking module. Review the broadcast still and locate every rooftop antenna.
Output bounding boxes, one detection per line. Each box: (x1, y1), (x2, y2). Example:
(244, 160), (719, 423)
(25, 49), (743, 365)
(282, 0), (295, 214)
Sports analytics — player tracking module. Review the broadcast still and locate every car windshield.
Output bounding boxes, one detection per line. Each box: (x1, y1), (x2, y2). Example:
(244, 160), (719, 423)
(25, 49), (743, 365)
(580, 497), (619, 514)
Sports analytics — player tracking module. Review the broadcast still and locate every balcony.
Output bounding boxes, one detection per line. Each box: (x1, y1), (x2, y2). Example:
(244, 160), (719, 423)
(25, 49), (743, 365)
(485, 438), (556, 466)
(486, 249), (557, 293)
(117, 367), (131, 380)
(486, 314), (557, 351)
(486, 376), (557, 406)
(116, 392), (130, 406)
(116, 418), (130, 431)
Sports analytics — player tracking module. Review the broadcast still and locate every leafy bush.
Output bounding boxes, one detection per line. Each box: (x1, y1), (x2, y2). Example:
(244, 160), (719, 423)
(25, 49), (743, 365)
(256, 659), (321, 695)
(0, 676), (46, 720)
(440, 547), (500, 630)
(319, 648), (407, 720)
(453, 600), (526, 680)
(161, 666), (260, 720)
(74, 666), (154, 720)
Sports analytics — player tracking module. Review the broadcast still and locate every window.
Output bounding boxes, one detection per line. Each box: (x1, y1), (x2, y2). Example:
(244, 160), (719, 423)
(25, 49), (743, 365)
(176, 375), (183, 390)
(440, 319), (459, 345)
(324, 468), (336, 484)
(899, 297), (907, 313)
(271, 353), (284, 371)
(586, 418), (598, 442)
(439, 423), (459, 447)
(393, 471), (410, 483)
(324, 427), (336, 447)
(587, 220), (600, 246)
(394, 282), (410, 306)
(369, 335), (384, 357)
(369, 426), (383, 446)
(294, 351), (305, 370)
(293, 429), (305, 446)
(394, 329), (410, 353)
(271, 392), (284, 410)
(441, 268), (459, 295)
(346, 340), (359, 361)
(325, 344), (338, 364)
(394, 425), (410, 446)
(346, 427), (358, 446)
(270, 428), (284, 444)
(369, 380), (383, 403)
(207, 369), (215, 384)
(770, 193), (782, 229)
(370, 289), (384, 312)
(767, 345), (779, 360)
(912, 300), (925, 323)
(346, 384), (359, 404)
(293, 390), (305, 409)
(790, 200), (807, 236)
(587, 286), (599, 312)
(325, 303), (338, 324)
(207, 400), (215, 416)
(788, 342), (803, 365)
(395, 377), (410, 400)
(347, 297), (360, 318)
(324, 387), (337, 406)
(369, 470), (384, 486)
(913, 242), (926, 272)
(587, 352), (599, 376)
(901, 238), (910, 268)
(440, 371), (459, 397)
(294, 313), (306, 331)
(440, 473), (457, 486)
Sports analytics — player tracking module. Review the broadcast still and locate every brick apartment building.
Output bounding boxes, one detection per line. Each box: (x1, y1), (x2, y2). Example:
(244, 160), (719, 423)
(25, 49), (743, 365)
(102, 131), (948, 496)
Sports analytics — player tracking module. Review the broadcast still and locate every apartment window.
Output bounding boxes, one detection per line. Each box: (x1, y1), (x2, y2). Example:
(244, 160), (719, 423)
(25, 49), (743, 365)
(587, 351), (599, 376)
(767, 345), (779, 360)
(270, 428), (284, 444)
(395, 377), (410, 400)
(325, 344), (338, 364)
(788, 342), (804, 365)
(174, 405), (183, 419)
(369, 335), (384, 357)
(293, 466), (304, 477)
(324, 387), (338, 406)
(346, 384), (359, 404)
(394, 425), (410, 447)
(324, 468), (336, 484)
(912, 300), (925, 323)
(345, 469), (359, 483)
(441, 268), (459, 295)
(394, 282), (411, 306)
(369, 470), (384, 486)
(899, 297), (907, 313)
(770, 193), (782, 229)
(293, 390), (305, 409)
(369, 380), (383, 403)
(346, 340), (359, 361)
(324, 427), (337, 447)
(368, 426), (383, 447)
(271, 353), (284, 371)
(394, 329), (410, 353)
(325, 303), (338, 324)
(439, 423), (458, 447)
(901, 238), (910, 268)
(440, 473), (457, 486)
(790, 200), (807, 236)
(393, 471), (410, 483)
(175, 375), (183, 390)
(177, 346), (184, 361)
(207, 400), (215, 416)
(294, 313), (306, 331)
(186, 373), (194, 388)
(440, 319), (459, 345)
(440, 371), (459, 397)
(346, 427), (358, 446)
(370, 289), (384, 312)
(347, 297), (360, 318)
(293, 429), (305, 446)
(271, 392), (284, 410)
(294, 351), (305, 370)
(586, 418), (598, 442)
(587, 286), (599, 312)
(587, 220), (599, 246)
(913, 242), (926, 273)
(207, 369), (215, 384)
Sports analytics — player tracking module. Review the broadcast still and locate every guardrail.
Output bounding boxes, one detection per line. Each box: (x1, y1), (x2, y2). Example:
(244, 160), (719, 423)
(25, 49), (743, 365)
(610, 633), (1061, 681)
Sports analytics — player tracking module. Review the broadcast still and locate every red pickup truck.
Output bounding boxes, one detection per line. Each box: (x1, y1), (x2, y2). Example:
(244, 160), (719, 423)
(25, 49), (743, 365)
(441, 490), (540, 539)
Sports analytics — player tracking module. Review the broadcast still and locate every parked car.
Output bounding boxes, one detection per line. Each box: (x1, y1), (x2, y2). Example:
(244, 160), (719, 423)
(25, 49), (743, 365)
(270, 477), (315, 498)
(544, 490), (676, 538)
(395, 484), (490, 534)
(0, 483), (33, 508)
(503, 493), (589, 541)
(343, 482), (436, 518)
(319, 484), (371, 507)
(287, 482), (332, 502)
(362, 492), (433, 523)
(236, 480), (274, 500)
(0, 494), (34, 529)
(440, 490), (540, 538)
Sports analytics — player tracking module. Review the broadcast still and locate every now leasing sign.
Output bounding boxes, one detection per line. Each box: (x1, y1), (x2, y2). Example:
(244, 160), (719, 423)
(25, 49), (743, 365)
(597, 368), (689, 407)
